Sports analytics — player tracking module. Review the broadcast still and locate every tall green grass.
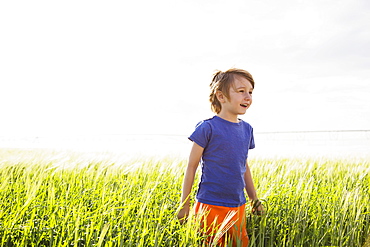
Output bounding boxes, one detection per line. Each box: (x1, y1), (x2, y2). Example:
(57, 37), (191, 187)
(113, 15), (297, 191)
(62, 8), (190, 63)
(248, 158), (370, 246)
(0, 149), (369, 246)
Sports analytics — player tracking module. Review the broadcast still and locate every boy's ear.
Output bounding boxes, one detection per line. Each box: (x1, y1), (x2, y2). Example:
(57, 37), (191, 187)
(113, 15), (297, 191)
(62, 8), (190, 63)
(216, 91), (226, 103)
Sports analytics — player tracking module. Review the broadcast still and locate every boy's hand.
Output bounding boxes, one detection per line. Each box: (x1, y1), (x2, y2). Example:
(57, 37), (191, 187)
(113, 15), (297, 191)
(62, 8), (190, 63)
(177, 205), (190, 224)
(250, 199), (266, 216)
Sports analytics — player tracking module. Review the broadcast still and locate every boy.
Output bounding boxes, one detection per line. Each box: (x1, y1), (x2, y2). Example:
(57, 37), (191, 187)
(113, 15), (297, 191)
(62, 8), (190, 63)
(177, 68), (263, 246)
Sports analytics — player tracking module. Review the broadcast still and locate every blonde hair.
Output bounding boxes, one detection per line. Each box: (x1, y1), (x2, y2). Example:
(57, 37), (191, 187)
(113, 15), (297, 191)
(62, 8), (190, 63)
(209, 68), (255, 114)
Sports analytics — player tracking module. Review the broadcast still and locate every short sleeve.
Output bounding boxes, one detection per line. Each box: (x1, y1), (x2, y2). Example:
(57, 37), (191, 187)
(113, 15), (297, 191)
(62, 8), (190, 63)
(188, 121), (211, 148)
(249, 128), (255, 149)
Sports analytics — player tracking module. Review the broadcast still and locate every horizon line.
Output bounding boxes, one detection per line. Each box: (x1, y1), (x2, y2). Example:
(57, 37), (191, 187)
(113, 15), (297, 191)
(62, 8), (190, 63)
(1, 129), (370, 139)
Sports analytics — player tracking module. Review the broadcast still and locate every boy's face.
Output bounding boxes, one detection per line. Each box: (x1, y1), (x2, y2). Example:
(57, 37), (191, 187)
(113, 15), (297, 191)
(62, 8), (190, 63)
(217, 76), (253, 119)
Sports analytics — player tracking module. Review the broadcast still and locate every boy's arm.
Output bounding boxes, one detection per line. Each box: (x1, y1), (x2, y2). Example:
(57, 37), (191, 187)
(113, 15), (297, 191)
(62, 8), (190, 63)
(244, 160), (258, 200)
(244, 160), (265, 215)
(177, 142), (204, 223)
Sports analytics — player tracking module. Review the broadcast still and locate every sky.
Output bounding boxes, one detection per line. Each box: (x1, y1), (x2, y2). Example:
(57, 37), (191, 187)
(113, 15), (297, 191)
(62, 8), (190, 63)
(1, 0), (370, 138)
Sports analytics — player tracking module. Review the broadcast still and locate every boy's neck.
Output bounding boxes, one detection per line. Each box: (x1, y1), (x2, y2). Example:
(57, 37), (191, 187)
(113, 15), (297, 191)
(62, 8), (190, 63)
(216, 113), (240, 123)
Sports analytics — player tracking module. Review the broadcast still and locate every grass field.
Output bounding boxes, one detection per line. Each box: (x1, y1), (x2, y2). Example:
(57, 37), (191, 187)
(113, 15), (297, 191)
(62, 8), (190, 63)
(0, 149), (369, 246)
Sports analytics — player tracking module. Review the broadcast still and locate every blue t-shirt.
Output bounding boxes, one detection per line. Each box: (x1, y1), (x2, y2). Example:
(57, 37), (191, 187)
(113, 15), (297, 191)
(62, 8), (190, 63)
(189, 116), (255, 207)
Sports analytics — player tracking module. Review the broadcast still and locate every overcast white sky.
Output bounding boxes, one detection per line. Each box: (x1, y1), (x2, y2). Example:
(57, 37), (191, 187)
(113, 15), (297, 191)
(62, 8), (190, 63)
(1, 0), (369, 137)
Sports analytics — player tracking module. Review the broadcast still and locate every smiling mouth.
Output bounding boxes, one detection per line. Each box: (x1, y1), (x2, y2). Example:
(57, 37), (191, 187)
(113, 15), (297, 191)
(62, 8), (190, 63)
(240, 104), (248, 108)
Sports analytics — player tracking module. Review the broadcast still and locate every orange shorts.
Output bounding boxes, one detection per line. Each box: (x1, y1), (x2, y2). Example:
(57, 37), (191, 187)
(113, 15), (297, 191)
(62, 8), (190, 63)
(194, 201), (249, 247)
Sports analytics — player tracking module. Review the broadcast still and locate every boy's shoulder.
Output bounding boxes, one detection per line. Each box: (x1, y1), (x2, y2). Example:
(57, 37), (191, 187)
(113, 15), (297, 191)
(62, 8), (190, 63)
(195, 117), (212, 128)
(202, 117), (215, 123)
(239, 119), (253, 128)
(195, 117), (253, 131)
(195, 116), (215, 127)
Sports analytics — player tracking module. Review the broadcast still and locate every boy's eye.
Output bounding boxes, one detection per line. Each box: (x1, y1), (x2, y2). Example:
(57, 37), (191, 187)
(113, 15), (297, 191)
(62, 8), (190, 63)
(249, 91), (253, 95)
